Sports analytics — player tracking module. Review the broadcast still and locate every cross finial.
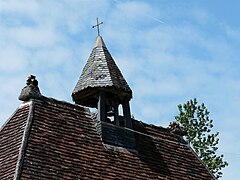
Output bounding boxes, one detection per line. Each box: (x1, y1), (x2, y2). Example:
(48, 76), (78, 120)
(92, 17), (103, 36)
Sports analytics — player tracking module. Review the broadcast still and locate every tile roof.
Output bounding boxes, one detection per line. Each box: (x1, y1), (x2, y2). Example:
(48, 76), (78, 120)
(0, 97), (215, 179)
(72, 36), (132, 102)
(0, 104), (30, 179)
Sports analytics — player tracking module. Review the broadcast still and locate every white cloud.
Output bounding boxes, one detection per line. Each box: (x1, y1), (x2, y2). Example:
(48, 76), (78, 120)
(8, 26), (60, 48)
(0, 44), (29, 72)
(0, 0), (40, 14)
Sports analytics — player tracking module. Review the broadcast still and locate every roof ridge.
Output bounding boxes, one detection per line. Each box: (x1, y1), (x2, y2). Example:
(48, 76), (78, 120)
(133, 119), (167, 131)
(103, 46), (125, 89)
(14, 101), (35, 179)
(131, 123), (188, 145)
(101, 45), (114, 86)
(31, 96), (90, 113)
(101, 120), (187, 145)
(103, 44), (132, 93)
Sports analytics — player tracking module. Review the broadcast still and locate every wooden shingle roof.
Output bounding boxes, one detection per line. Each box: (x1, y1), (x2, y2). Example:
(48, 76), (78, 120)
(0, 97), (215, 179)
(72, 36), (132, 103)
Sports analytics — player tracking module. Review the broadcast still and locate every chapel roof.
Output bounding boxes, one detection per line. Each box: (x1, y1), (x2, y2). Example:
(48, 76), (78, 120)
(0, 97), (215, 179)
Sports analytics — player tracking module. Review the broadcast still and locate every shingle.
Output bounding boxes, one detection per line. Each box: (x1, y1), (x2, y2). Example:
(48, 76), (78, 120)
(0, 97), (215, 179)
(0, 104), (30, 179)
(72, 36), (132, 102)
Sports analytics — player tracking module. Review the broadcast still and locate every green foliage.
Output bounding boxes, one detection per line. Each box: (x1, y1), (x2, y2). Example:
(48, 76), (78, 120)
(175, 98), (228, 179)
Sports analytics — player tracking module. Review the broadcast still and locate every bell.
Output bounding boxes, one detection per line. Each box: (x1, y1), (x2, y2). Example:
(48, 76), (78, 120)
(106, 106), (115, 116)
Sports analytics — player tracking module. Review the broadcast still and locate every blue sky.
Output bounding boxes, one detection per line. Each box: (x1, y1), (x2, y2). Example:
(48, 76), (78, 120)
(0, 0), (239, 179)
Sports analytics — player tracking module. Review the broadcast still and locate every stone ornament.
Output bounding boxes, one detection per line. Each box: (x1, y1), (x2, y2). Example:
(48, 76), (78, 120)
(19, 75), (42, 101)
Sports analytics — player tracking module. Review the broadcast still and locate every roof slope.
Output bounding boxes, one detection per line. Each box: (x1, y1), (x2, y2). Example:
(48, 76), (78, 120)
(0, 97), (215, 179)
(72, 36), (132, 100)
(0, 104), (29, 179)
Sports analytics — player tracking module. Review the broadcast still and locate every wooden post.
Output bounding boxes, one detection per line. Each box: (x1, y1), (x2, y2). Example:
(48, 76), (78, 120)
(114, 102), (119, 126)
(98, 92), (106, 121)
(123, 99), (132, 128)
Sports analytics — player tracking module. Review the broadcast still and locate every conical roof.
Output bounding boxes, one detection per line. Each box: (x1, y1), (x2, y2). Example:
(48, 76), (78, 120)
(72, 36), (132, 103)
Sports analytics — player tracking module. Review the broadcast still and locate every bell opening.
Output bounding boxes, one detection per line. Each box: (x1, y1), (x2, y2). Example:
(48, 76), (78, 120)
(106, 105), (115, 117)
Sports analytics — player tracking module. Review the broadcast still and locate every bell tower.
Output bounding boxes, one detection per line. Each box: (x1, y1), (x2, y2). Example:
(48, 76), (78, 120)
(72, 34), (133, 128)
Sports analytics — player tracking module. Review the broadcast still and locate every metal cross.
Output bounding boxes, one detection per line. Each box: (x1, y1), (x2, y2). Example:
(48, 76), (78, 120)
(92, 18), (103, 36)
